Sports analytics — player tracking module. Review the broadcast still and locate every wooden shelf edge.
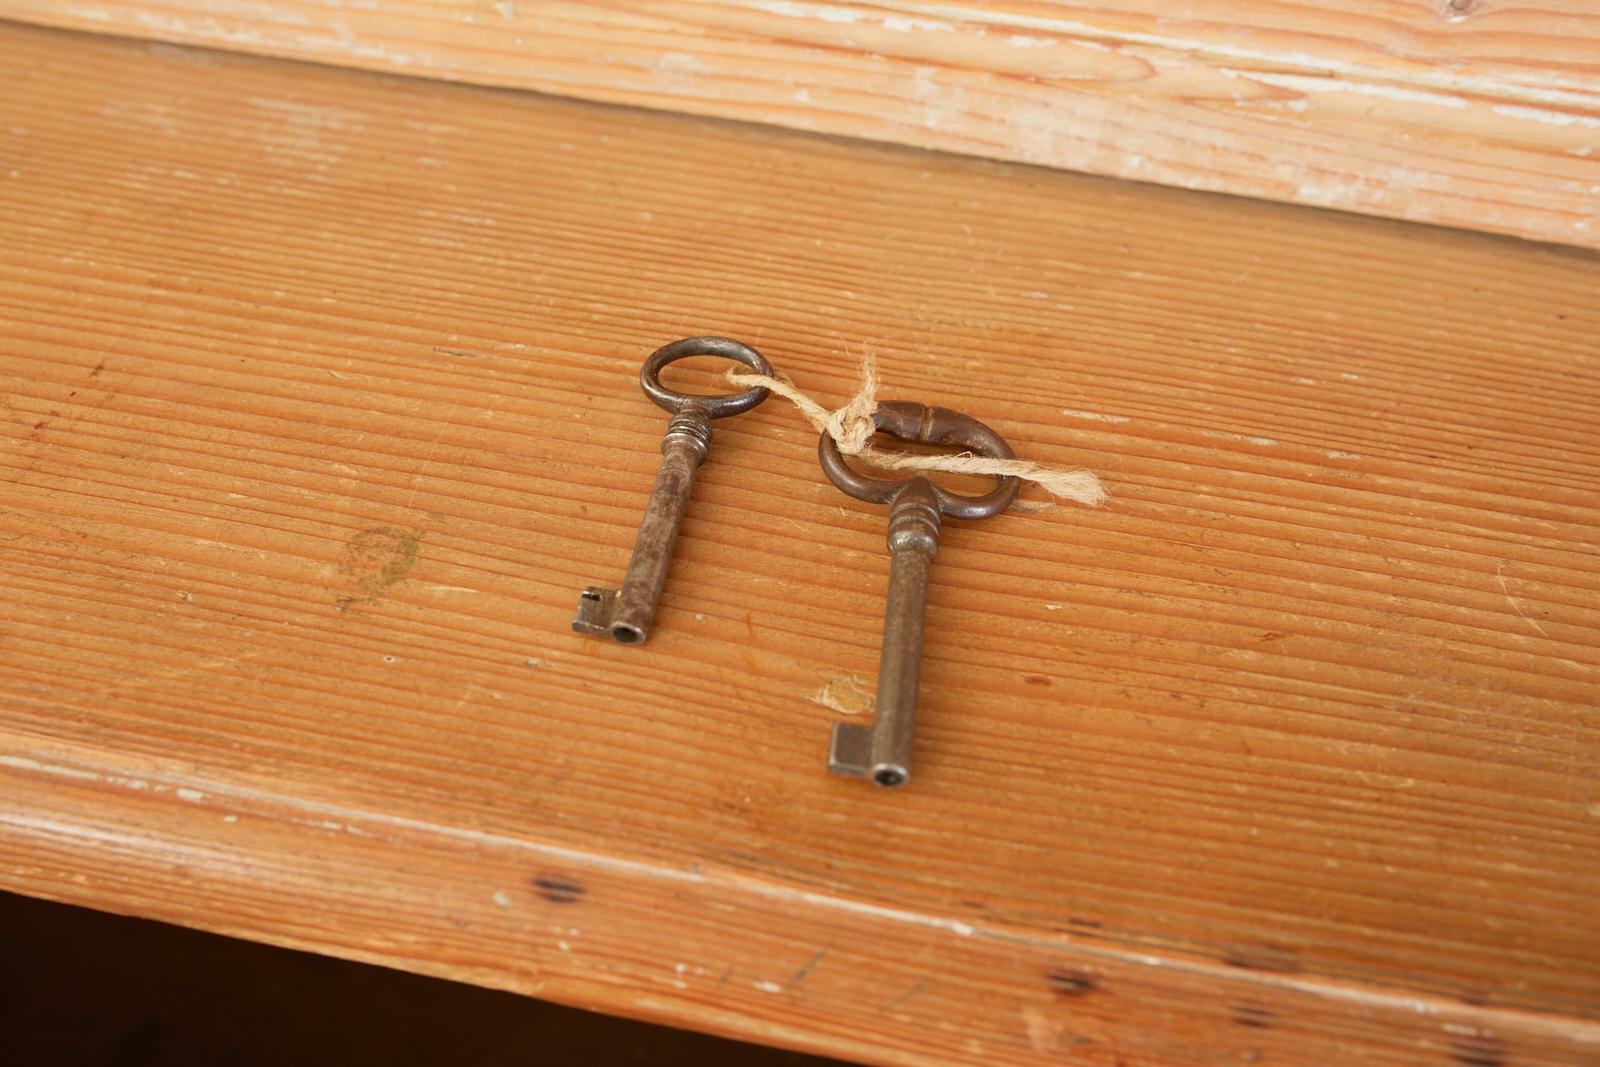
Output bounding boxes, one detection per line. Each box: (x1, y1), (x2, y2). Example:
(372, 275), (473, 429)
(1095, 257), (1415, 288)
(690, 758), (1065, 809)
(2, 730), (1594, 1067)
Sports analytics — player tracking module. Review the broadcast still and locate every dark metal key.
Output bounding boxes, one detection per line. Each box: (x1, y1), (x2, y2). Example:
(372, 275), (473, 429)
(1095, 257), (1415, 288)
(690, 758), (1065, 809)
(819, 402), (1019, 786)
(572, 336), (772, 644)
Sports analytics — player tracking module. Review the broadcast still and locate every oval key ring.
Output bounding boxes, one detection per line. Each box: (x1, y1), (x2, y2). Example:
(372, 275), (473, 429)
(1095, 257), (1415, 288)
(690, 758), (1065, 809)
(640, 336), (773, 418)
(818, 401), (1020, 519)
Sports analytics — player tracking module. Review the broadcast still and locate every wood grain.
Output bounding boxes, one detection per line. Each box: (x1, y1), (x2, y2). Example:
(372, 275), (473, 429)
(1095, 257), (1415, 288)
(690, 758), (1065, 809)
(2, 22), (1599, 1066)
(0, 2), (1597, 249)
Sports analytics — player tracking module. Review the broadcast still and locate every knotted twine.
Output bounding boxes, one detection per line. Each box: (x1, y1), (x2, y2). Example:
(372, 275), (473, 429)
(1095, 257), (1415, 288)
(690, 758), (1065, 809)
(726, 354), (1107, 509)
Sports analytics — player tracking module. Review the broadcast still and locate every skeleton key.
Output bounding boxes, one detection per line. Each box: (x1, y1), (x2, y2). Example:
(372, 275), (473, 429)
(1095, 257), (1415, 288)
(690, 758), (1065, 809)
(819, 402), (1020, 786)
(572, 336), (772, 644)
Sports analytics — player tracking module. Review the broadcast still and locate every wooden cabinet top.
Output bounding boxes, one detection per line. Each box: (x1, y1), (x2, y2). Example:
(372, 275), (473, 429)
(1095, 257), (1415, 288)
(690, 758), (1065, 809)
(1, 23), (1597, 1067)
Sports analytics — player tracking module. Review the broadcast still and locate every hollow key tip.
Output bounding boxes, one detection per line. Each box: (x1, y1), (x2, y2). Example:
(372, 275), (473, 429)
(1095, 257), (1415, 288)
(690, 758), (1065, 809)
(830, 722), (908, 786)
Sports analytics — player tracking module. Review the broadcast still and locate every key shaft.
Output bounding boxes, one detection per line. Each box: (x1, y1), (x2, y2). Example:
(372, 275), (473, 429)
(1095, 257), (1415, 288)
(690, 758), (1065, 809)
(574, 407), (710, 644)
(818, 401), (1021, 788)
(829, 480), (940, 787)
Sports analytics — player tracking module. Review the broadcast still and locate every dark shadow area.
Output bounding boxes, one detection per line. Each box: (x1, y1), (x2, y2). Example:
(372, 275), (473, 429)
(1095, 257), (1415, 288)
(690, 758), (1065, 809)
(0, 892), (845, 1066)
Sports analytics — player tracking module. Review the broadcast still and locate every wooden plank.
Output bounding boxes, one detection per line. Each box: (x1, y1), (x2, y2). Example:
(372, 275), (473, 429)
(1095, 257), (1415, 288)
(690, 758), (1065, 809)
(1, 2), (1597, 250)
(2, 22), (1599, 1066)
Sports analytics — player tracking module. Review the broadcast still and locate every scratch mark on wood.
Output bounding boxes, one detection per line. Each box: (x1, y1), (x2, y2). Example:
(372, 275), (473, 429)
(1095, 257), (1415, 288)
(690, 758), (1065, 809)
(884, 975), (928, 1012)
(788, 947), (828, 991)
(1495, 559), (1549, 638)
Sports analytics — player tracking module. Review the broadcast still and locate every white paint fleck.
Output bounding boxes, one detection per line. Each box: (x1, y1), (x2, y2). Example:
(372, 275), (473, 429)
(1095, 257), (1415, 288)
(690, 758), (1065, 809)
(1326, 450), (1361, 460)
(750, 1), (862, 25)
(493, 890), (512, 907)
(883, 14), (952, 32)
(1492, 104), (1600, 129)
(557, 940), (571, 951)
(1060, 409), (1130, 423)
(222, 814), (238, 823)
(1007, 34), (1057, 48)
(945, 7), (1598, 109)
(656, 51), (710, 77)
(101, 100), (180, 134)
(908, 64), (969, 130)
(754, 980), (784, 993)
(1200, 429), (1279, 447)
(175, 788), (205, 803)
(1291, 376), (1319, 385)
(248, 97), (368, 128)
(1044, 603), (1064, 611)
(1221, 69), (1469, 110)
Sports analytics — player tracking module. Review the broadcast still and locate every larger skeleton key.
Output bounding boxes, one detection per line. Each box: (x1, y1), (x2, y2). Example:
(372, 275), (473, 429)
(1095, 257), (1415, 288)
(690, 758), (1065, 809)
(819, 402), (1019, 787)
(573, 337), (772, 644)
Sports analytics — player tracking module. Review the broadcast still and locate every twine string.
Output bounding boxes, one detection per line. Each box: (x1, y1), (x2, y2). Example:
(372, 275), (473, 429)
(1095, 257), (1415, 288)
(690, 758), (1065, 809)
(726, 355), (1106, 508)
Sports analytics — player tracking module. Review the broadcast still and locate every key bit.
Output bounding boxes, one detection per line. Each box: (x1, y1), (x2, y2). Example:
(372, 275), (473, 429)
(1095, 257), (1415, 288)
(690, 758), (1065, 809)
(818, 402), (1020, 787)
(573, 336), (772, 644)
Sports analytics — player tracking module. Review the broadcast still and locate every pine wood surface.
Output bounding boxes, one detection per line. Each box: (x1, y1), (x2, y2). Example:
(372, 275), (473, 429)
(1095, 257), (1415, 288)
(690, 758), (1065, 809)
(2, 23), (1599, 1067)
(1, 1), (1597, 249)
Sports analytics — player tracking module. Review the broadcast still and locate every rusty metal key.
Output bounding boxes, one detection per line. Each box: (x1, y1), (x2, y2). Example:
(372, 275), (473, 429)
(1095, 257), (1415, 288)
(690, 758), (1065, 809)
(819, 402), (1019, 787)
(572, 336), (772, 645)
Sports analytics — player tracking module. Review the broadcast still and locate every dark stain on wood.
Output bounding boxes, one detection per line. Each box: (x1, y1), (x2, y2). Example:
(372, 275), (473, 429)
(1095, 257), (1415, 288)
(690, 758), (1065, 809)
(532, 875), (584, 905)
(1231, 1002), (1275, 1029)
(1450, 1035), (1505, 1067)
(1046, 968), (1099, 996)
(1025, 674), (1052, 686)
(1222, 945), (1302, 973)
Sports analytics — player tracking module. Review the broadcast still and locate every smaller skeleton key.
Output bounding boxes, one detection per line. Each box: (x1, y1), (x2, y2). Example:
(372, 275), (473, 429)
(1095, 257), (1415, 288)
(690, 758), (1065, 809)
(819, 402), (1019, 787)
(573, 336), (772, 644)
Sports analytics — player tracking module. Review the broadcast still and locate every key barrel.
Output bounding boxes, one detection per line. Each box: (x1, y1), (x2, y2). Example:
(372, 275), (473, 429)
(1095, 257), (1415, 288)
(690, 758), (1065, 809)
(585, 407), (711, 644)
(828, 479), (940, 786)
(572, 337), (771, 645)
(819, 402), (1020, 787)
